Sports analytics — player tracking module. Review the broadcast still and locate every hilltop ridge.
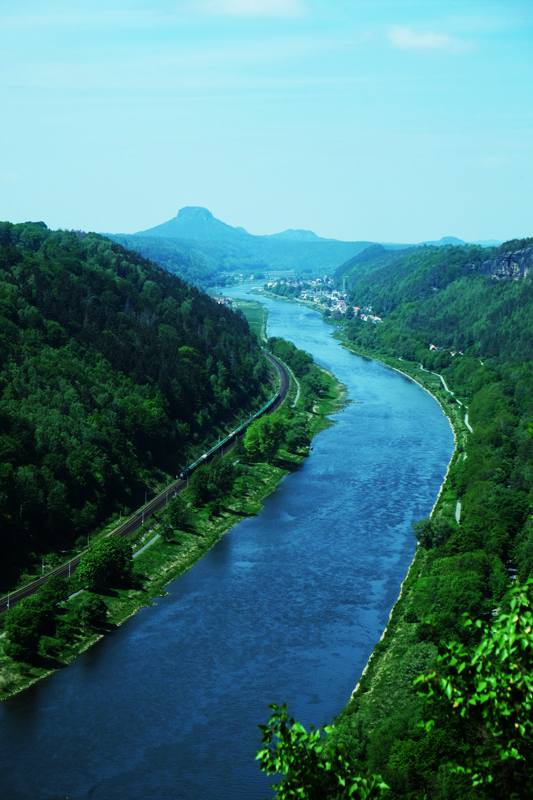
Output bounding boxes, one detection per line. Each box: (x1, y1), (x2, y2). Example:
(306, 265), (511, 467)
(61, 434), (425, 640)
(136, 207), (342, 244)
(136, 207), (251, 243)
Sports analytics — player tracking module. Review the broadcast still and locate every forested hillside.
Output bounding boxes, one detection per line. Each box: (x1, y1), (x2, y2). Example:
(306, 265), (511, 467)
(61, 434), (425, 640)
(108, 233), (225, 288)
(337, 239), (533, 364)
(0, 222), (268, 588)
(111, 231), (378, 287)
(315, 239), (533, 798)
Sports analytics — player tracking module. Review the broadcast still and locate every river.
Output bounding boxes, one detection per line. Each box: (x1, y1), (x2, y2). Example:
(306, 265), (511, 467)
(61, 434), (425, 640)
(0, 289), (455, 800)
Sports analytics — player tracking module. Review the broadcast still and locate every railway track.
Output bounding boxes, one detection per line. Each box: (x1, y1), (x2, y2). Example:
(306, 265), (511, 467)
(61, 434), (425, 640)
(0, 353), (290, 614)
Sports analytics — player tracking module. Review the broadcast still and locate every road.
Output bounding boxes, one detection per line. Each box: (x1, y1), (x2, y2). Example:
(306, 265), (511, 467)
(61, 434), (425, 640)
(0, 353), (290, 614)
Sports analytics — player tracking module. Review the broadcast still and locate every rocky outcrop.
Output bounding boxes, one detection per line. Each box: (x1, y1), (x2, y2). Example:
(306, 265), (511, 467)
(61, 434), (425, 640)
(481, 247), (533, 280)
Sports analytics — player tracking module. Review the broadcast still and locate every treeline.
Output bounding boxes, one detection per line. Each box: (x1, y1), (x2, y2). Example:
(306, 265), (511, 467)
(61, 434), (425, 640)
(265, 282), (309, 299)
(110, 231), (375, 285)
(0, 221), (269, 587)
(312, 241), (533, 797)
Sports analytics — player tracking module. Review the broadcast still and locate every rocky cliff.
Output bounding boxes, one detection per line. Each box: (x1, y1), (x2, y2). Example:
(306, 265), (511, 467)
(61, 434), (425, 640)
(481, 246), (533, 280)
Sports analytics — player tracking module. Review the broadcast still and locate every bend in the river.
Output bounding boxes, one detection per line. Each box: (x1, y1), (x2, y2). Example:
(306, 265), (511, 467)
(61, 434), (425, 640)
(0, 287), (455, 800)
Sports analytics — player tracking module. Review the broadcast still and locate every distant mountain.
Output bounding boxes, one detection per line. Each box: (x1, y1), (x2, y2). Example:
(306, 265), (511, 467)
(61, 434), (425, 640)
(119, 208), (502, 287)
(137, 207), (251, 243)
(380, 236), (466, 248)
(422, 236), (466, 246)
(381, 236), (502, 249)
(110, 207), (376, 284)
(264, 229), (328, 241)
(136, 208), (339, 244)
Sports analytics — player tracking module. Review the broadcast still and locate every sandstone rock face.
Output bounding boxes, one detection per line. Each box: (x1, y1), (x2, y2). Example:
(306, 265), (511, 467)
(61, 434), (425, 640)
(481, 247), (533, 280)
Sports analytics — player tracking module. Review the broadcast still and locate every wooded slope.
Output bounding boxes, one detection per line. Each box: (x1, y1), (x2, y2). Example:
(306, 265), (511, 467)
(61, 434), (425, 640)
(0, 222), (267, 586)
(329, 237), (533, 798)
(337, 239), (533, 364)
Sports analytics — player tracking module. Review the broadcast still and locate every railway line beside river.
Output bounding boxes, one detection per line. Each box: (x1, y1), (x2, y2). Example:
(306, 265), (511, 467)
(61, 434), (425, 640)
(0, 352), (290, 614)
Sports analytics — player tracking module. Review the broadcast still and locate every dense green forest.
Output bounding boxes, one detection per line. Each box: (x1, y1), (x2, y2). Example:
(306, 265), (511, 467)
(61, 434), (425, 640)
(0, 221), (269, 588)
(298, 239), (533, 798)
(108, 233), (229, 289)
(337, 239), (533, 364)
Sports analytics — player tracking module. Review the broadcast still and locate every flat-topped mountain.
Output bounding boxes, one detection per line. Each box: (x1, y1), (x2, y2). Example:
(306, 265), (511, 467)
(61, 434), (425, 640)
(112, 207), (377, 285)
(136, 207), (340, 244)
(115, 207), (497, 289)
(137, 207), (251, 242)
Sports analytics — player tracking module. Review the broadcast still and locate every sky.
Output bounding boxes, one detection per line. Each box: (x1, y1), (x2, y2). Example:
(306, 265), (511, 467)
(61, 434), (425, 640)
(1, 0), (532, 243)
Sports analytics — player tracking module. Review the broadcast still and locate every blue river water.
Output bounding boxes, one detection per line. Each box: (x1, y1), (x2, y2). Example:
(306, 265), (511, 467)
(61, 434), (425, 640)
(0, 289), (455, 800)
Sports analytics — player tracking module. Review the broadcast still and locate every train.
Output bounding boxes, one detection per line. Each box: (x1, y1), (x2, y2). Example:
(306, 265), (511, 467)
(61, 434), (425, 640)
(179, 391), (280, 479)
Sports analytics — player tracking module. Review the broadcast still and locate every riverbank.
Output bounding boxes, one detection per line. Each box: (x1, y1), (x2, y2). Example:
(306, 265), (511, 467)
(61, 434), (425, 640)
(0, 335), (346, 701)
(326, 338), (467, 678)
(248, 291), (471, 741)
(324, 338), (475, 769)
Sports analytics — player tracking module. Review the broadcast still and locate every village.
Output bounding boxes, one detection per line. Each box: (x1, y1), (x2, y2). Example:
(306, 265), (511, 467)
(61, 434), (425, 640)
(213, 281), (463, 355)
(258, 276), (384, 324)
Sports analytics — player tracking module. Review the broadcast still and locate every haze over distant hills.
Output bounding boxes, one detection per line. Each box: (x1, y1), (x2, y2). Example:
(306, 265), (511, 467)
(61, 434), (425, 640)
(135, 207), (502, 249)
(135, 206), (345, 244)
(110, 207), (377, 287)
(107, 207), (502, 289)
(136, 206), (251, 243)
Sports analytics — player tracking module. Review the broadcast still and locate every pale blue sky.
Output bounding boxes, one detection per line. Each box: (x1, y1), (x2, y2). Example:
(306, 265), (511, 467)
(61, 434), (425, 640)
(1, 0), (532, 242)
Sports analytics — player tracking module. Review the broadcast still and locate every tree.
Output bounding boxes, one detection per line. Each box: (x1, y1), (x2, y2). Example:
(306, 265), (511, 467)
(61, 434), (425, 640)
(189, 467), (211, 506)
(244, 413), (286, 463)
(258, 585), (533, 800)
(413, 516), (455, 550)
(416, 580), (533, 798)
(167, 495), (189, 530)
(189, 457), (236, 507)
(38, 575), (69, 610)
(78, 595), (107, 628)
(76, 537), (133, 589)
(286, 423), (311, 453)
(208, 455), (236, 501)
(3, 576), (71, 663)
(4, 602), (43, 663)
(257, 703), (388, 799)
(160, 519), (175, 542)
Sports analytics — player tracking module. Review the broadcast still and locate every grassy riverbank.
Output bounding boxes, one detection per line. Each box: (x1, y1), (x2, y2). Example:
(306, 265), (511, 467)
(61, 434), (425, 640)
(324, 338), (531, 797)
(313, 334), (470, 704)
(253, 269), (533, 796)
(231, 297), (269, 341)
(245, 292), (478, 796)
(0, 314), (345, 700)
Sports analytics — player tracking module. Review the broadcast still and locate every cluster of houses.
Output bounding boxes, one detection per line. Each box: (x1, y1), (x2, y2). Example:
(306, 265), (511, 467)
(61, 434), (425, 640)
(213, 296), (233, 307)
(357, 309), (383, 324)
(429, 344), (464, 356)
(260, 278), (383, 324)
